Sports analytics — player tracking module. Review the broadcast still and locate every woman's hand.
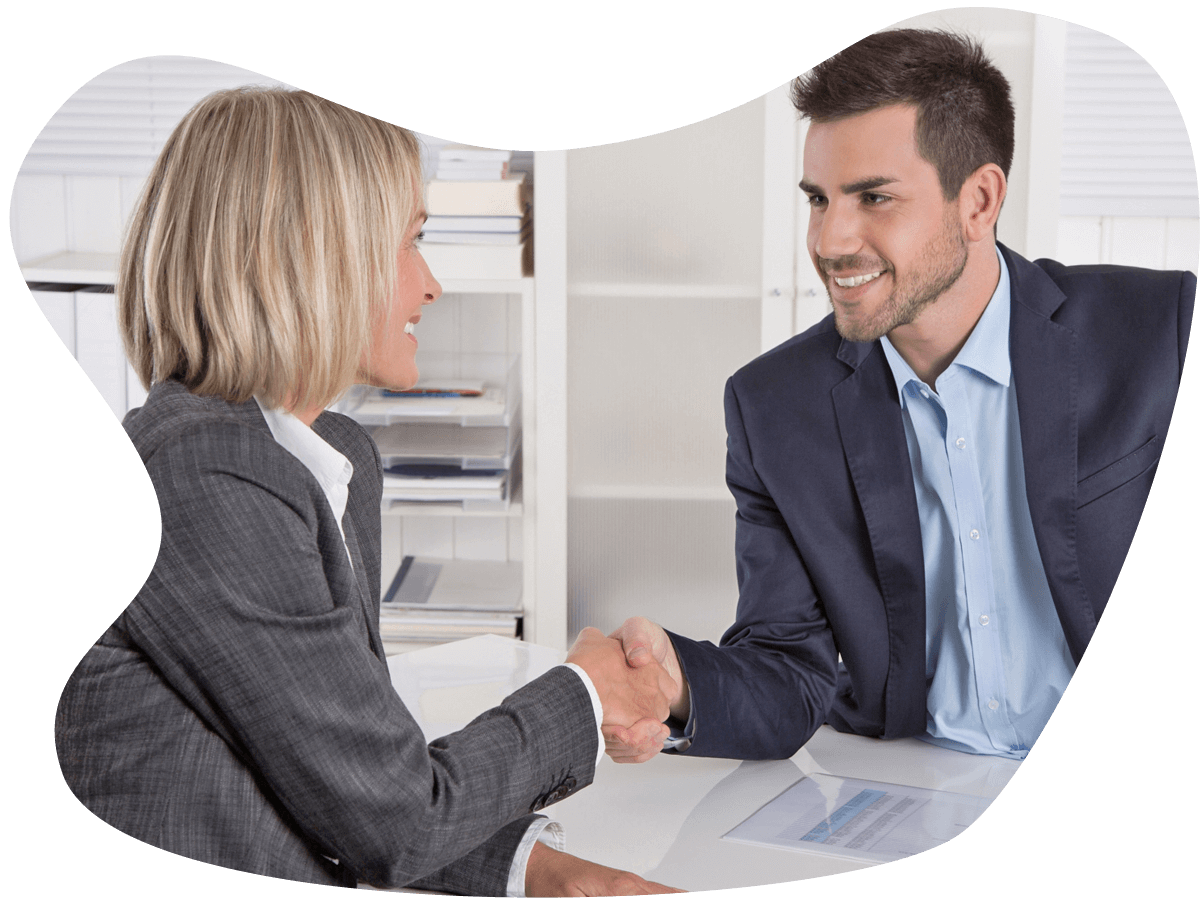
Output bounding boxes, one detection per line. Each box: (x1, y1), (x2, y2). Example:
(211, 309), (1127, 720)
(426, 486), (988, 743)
(525, 841), (684, 896)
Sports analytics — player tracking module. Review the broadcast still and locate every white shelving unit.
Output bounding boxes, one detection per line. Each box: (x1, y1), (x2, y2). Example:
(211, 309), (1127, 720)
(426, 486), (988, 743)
(560, 84), (804, 648)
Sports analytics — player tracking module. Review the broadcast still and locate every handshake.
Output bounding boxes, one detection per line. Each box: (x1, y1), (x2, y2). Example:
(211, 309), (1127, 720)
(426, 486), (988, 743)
(564, 618), (688, 765)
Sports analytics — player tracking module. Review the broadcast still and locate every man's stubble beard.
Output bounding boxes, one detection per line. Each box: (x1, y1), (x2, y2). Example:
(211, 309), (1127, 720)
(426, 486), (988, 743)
(828, 210), (969, 343)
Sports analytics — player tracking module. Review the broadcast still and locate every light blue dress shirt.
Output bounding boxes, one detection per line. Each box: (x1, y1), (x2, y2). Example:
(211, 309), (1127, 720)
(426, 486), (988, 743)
(879, 250), (1075, 759)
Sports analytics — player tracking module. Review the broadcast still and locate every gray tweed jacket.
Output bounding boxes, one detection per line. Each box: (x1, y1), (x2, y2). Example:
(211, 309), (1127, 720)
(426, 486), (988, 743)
(55, 380), (597, 892)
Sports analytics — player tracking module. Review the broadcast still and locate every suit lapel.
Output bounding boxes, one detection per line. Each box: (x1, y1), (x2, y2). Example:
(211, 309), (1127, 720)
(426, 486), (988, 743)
(245, 398), (388, 664)
(1005, 247), (1095, 662)
(340, 506), (388, 663)
(831, 340), (927, 736)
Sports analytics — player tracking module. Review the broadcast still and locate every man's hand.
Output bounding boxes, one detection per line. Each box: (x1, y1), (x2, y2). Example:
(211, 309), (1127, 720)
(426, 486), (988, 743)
(609, 617), (689, 721)
(565, 627), (675, 727)
(609, 619), (686, 710)
(602, 719), (669, 764)
(598, 618), (691, 764)
(525, 841), (684, 896)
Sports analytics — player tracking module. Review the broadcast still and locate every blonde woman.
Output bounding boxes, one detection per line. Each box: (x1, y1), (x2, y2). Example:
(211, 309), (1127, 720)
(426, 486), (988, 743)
(55, 88), (676, 895)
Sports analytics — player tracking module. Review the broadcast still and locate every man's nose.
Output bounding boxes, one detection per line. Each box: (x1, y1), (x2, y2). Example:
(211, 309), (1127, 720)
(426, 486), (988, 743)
(813, 201), (863, 261)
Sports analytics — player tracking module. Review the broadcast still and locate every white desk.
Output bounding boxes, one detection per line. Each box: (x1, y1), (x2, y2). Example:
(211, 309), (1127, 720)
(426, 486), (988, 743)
(387, 635), (1021, 893)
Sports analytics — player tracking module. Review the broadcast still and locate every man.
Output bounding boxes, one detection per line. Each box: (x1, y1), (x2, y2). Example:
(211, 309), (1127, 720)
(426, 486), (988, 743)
(607, 28), (1195, 763)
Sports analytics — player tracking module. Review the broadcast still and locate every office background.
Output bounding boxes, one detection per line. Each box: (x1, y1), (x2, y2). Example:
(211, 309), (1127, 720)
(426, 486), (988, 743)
(14, 10), (1195, 652)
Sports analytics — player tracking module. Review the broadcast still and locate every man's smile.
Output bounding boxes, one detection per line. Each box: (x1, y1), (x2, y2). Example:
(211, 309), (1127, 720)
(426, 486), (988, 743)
(833, 272), (884, 288)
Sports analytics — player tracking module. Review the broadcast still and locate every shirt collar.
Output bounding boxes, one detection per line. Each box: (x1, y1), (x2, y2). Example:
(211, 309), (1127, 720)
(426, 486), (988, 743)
(881, 246), (1012, 402)
(253, 399), (354, 508)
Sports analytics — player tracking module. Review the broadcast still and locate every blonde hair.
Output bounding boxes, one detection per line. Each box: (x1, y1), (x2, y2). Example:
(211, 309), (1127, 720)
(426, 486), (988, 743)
(119, 87), (423, 410)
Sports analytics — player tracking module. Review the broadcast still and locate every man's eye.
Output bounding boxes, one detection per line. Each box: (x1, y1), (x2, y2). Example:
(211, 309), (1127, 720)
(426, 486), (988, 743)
(862, 193), (890, 206)
(805, 195), (827, 207)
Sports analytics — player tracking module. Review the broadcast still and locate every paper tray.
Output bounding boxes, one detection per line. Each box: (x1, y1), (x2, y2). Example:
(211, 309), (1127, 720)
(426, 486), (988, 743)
(371, 421), (520, 470)
(342, 353), (520, 427)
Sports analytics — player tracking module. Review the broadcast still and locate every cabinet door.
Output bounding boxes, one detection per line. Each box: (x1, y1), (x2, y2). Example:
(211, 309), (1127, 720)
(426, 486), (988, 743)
(564, 85), (800, 644)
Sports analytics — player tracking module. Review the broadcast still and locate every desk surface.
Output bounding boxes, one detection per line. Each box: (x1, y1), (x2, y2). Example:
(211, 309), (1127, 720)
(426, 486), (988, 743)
(388, 635), (1021, 893)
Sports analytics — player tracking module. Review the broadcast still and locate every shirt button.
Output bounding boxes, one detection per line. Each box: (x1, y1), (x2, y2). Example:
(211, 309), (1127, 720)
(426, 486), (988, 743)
(969, 529), (981, 541)
(979, 614), (990, 626)
(955, 437), (967, 450)
(919, 389), (930, 399)
(988, 699), (999, 711)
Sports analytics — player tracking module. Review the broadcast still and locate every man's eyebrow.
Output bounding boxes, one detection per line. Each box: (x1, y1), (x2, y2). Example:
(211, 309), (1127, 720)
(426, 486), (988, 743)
(799, 176), (899, 196)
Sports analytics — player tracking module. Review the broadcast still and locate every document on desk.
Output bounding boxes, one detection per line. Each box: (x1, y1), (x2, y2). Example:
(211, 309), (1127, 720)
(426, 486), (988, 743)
(723, 772), (991, 863)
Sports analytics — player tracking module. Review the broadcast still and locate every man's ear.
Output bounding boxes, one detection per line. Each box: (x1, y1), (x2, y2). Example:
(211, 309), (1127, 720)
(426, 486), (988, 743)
(959, 163), (1007, 242)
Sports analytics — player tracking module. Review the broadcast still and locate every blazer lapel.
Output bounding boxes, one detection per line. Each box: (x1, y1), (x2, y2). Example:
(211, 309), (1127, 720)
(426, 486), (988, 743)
(242, 397), (389, 664)
(341, 513), (388, 663)
(1005, 246), (1095, 663)
(831, 339), (927, 736)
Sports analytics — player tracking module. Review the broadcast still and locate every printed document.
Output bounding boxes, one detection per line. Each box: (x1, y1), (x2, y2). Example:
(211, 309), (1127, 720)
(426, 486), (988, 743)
(723, 772), (991, 863)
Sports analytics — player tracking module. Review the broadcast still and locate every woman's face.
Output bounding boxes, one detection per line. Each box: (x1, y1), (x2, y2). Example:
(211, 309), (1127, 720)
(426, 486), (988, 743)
(360, 210), (441, 391)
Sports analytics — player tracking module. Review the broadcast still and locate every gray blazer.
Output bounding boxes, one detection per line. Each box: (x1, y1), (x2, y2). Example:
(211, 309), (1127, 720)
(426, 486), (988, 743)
(55, 380), (597, 893)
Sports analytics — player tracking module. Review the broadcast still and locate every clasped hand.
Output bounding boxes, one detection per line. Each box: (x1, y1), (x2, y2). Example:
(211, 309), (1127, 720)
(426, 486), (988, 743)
(565, 619), (688, 765)
(565, 627), (676, 727)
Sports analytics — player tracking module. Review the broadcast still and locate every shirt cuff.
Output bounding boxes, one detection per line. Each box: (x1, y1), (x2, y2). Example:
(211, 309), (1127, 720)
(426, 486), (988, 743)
(505, 819), (566, 897)
(558, 662), (606, 768)
(663, 702), (696, 753)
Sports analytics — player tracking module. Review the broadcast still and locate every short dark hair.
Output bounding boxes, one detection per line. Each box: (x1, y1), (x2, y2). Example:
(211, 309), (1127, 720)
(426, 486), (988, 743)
(791, 28), (1015, 200)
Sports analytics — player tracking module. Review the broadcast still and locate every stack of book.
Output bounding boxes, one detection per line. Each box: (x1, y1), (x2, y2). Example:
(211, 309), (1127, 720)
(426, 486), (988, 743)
(378, 556), (522, 654)
(421, 145), (532, 279)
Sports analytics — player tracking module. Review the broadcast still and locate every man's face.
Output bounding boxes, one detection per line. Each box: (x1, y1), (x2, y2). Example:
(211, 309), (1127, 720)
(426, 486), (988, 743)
(801, 104), (968, 343)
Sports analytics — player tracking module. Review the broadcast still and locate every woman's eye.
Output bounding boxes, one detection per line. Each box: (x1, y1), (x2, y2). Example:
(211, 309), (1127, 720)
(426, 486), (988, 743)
(415, 230), (426, 242)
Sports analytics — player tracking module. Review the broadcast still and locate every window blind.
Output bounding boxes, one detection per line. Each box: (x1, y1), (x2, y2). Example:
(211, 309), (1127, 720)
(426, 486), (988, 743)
(1061, 23), (1197, 218)
(19, 56), (291, 177)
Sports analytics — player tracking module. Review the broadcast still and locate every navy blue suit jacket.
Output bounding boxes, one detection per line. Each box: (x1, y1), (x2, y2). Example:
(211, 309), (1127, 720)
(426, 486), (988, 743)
(668, 244), (1195, 760)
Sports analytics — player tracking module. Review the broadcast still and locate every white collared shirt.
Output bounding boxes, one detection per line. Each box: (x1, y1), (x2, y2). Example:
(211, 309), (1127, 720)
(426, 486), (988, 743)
(255, 399), (354, 559)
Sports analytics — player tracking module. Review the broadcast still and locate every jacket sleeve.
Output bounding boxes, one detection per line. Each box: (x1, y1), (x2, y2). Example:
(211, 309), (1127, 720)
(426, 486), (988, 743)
(122, 421), (597, 890)
(666, 376), (839, 760)
(403, 815), (542, 895)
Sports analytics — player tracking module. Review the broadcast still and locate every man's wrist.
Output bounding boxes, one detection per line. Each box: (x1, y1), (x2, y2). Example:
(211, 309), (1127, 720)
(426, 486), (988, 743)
(664, 632), (690, 721)
(669, 678), (690, 722)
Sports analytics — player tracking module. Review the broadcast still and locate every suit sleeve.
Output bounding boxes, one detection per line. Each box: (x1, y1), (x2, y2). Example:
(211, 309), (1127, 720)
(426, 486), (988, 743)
(666, 377), (839, 760)
(123, 423), (597, 891)
(402, 815), (542, 895)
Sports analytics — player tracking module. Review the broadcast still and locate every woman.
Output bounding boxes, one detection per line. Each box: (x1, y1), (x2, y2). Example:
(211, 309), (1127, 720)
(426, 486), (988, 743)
(55, 87), (675, 895)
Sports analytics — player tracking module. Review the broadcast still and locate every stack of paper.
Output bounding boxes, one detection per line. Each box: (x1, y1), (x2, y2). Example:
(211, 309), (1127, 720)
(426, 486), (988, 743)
(378, 557), (522, 653)
(381, 465), (507, 503)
